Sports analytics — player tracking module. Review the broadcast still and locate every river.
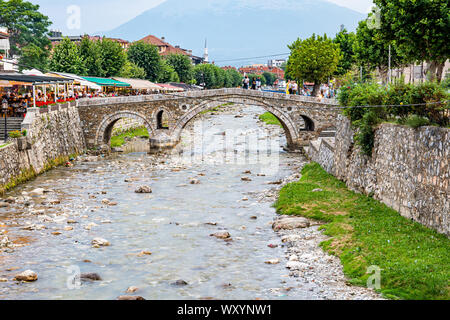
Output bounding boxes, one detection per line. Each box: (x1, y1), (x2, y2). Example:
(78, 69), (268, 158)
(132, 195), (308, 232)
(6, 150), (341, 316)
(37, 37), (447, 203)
(0, 105), (380, 300)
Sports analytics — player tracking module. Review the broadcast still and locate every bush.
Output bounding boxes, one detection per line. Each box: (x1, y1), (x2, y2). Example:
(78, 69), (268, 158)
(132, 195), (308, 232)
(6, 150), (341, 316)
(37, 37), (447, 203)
(404, 115), (431, 128)
(8, 130), (22, 139)
(339, 81), (449, 155)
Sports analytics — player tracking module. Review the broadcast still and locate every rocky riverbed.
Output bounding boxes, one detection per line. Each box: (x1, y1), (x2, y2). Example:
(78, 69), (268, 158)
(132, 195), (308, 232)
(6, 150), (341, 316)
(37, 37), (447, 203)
(0, 104), (381, 300)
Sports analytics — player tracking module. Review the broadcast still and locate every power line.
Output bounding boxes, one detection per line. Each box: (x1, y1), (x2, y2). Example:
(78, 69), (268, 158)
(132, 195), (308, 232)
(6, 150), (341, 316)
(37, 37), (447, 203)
(214, 53), (290, 63)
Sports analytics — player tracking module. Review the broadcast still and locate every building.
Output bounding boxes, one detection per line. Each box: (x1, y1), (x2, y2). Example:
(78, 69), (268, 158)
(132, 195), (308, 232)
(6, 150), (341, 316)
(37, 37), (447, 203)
(268, 59), (286, 68)
(0, 28), (17, 72)
(138, 34), (204, 65)
(48, 30), (130, 49)
(221, 66), (238, 71)
(390, 61), (450, 84)
(203, 39), (209, 63)
(238, 64), (285, 79)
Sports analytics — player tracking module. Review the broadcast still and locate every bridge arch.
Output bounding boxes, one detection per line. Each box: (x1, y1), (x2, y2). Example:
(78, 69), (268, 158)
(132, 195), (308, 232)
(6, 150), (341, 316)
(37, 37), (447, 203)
(95, 111), (154, 146)
(171, 96), (300, 148)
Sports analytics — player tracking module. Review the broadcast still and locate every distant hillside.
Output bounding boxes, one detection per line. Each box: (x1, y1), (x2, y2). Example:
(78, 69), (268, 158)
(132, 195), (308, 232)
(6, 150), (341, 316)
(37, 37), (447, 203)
(103, 0), (364, 66)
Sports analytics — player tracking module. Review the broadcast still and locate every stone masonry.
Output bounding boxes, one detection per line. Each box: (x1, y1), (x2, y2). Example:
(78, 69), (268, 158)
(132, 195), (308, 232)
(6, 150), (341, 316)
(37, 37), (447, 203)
(0, 103), (86, 190)
(77, 88), (339, 151)
(307, 114), (449, 236)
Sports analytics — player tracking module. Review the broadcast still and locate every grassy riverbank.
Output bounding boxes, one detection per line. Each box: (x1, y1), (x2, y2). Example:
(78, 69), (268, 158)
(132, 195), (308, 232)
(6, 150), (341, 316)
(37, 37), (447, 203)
(110, 127), (150, 148)
(274, 163), (450, 300)
(259, 112), (282, 127)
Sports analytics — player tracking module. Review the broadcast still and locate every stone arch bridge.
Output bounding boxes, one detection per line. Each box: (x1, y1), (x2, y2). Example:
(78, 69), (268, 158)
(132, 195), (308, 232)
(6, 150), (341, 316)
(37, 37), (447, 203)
(77, 88), (339, 152)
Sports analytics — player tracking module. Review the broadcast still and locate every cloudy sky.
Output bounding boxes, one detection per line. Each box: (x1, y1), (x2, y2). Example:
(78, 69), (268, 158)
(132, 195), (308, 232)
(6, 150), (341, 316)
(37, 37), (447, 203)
(31, 0), (374, 35)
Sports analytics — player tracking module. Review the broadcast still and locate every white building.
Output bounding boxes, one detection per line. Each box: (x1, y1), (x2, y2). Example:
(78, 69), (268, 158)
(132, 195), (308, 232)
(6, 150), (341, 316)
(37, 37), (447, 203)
(0, 27), (17, 72)
(268, 59), (286, 68)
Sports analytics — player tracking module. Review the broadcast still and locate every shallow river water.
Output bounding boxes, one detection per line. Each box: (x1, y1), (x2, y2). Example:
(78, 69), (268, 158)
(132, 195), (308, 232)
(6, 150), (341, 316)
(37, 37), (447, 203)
(0, 105), (380, 300)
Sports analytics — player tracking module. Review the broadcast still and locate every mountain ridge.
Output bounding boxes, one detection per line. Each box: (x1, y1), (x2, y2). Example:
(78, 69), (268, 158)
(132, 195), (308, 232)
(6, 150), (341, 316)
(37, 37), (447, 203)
(103, 0), (364, 66)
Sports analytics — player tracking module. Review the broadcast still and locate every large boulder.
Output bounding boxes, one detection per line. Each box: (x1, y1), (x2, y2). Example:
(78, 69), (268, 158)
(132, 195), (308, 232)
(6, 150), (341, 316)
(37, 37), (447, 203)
(272, 217), (310, 231)
(14, 270), (38, 282)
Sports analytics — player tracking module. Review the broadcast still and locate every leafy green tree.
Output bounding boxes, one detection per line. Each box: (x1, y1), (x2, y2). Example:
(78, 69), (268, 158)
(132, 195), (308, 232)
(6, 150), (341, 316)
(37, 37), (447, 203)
(373, 0), (450, 81)
(158, 60), (180, 83)
(262, 72), (277, 86)
(49, 38), (86, 74)
(333, 28), (356, 76)
(287, 34), (341, 95)
(119, 60), (146, 79)
(193, 64), (217, 89)
(98, 38), (126, 77)
(79, 36), (103, 76)
(213, 67), (226, 88)
(226, 68), (243, 87)
(128, 42), (162, 82)
(19, 43), (49, 71)
(0, 0), (51, 56)
(353, 20), (404, 84)
(166, 54), (193, 83)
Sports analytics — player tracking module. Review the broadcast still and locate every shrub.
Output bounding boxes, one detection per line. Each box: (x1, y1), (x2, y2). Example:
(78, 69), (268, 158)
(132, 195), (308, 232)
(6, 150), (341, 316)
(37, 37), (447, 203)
(8, 130), (22, 139)
(404, 115), (431, 128)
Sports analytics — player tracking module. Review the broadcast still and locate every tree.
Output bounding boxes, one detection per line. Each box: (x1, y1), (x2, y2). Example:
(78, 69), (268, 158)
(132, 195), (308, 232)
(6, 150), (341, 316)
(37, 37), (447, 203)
(373, 0), (450, 81)
(226, 68), (243, 87)
(0, 0), (51, 56)
(79, 36), (103, 76)
(287, 34), (341, 96)
(353, 20), (404, 83)
(166, 54), (193, 83)
(19, 43), (49, 72)
(49, 38), (86, 74)
(333, 28), (356, 76)
(128, 42), (162, 82)
(119, 60), (146, 79)
(193, 64), (216, 89)
(158, 60), (179, 83)
(262, 72), (277, 86)
(98, 38), (126, 77)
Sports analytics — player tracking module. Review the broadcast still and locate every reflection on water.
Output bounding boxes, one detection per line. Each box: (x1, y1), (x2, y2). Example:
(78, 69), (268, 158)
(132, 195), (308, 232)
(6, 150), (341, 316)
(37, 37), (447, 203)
(0, 106), (309, 300)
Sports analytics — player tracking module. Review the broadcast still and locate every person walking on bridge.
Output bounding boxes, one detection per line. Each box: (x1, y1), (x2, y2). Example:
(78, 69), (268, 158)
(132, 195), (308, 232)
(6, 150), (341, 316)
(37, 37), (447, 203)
(242, 76), (250, 90)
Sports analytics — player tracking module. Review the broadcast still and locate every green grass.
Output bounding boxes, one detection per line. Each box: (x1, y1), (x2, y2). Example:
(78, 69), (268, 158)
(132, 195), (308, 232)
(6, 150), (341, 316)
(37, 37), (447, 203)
(110, 127), (150, 148)
(259, 112), (282, 127)
(274, 163), (450, 300)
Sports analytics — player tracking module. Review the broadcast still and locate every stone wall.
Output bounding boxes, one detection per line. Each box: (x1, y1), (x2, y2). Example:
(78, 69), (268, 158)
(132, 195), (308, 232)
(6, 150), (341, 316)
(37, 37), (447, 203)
(308, 115), (449, 236)
(111, 118), (143, 135)
(0, 103), (86, 191)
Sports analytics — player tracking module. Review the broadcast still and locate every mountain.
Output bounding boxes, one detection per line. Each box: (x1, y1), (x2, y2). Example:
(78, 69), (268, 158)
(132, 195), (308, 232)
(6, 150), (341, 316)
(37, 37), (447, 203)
(103, 0), (365, 66)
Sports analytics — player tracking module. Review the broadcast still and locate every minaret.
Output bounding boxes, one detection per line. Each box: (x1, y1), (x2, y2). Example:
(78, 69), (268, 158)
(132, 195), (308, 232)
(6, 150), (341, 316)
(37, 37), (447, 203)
(203, 38), (209, 63)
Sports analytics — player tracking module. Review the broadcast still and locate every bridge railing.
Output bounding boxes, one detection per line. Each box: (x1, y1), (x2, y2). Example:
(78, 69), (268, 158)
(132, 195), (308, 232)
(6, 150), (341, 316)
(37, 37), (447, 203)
(77, 88), (338, 107)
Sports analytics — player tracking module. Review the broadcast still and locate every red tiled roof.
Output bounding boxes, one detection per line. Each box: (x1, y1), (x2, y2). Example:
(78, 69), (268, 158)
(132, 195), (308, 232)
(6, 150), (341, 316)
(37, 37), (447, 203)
(0, 31), (9, 39)
(138, 35), (188, 56)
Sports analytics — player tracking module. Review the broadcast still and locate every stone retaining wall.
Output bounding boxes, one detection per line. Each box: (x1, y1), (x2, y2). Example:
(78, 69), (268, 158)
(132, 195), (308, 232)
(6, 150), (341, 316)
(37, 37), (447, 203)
(0, 103), (86, 192)
(307, 115), (449, 236)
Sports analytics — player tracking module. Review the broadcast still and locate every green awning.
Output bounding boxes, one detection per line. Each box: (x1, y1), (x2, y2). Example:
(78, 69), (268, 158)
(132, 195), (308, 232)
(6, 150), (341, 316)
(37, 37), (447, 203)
(81, 76), (131, 88)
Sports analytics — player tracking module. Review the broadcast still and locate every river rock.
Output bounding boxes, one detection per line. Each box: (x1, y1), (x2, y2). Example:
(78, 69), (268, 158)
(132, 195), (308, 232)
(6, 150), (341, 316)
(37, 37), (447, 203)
(189, 178), (201, 185)
(135, 186), (152, 194)
(0, 235), (12, 248)
(126, 286), (139, 293)
(241, 177), (252, 182)
(281, 235), (303, 243)
(265, 259), (280, 265)
(80, 273), (102, 281)
(172, 280), (189, 286)
(286, 261), (307, 271)
(210, 231), (231, 239)
(92, 238), (110, 247)
(5, 196), (15, 203)
(117, 295), (145, 300)
(29, 188), (45, 196)
(0, 278), (7, 282)
(14, 270), (38, 282)
(272, 217), (310, 231)
(312, 188), (323, 192)
(0, 201), (9, 208)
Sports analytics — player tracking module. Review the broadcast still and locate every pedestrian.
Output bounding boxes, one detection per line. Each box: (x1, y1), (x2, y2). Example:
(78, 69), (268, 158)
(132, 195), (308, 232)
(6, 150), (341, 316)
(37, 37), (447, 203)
(251, 77), (257, 90)
(286, 81), (290, 95)
(243, 76), (250, 90)
(256, 77), (262, 90)
(292, 81), (298, 95)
